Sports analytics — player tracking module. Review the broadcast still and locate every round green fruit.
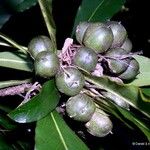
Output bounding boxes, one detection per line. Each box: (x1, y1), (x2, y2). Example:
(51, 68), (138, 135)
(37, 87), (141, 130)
(34, 51), (59, 78)
(104, 58), (131, 75)
(83, 23), (113, 53)
(104, 48), (131, 74)
(121, 38), (132, 53)
(73, 46), (98, 72)
(55, 67), (85, 96)
(28, 35), (54, 58)
(75, 22), (91, 44)
(105, 21), (127, 48)
(85, 108), (113, 137)
(105, 47), (129, 58)
(66, 94), (96, 122)
(119, 58), (140, 80)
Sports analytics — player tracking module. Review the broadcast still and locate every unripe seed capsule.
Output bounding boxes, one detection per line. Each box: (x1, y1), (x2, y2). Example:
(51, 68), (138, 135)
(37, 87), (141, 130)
(83, 23), (113, 53)
(73, 46), (98, 72)
(28, 35), (54, 58)
(119, 58), (140, 80)
(55, 67), (85, 96)
(34, 51), (59, 78)
(85, 108), (113, 137)
(121, 38), (133, 53)
(104, 48), (131, 74)
(105, 21), (127, 48)
(76, 22), (91, 44)
(66, 94), (96, 122)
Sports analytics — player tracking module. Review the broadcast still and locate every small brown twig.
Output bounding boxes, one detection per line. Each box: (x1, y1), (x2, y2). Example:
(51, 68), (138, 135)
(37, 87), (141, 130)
(0, 82), (41, 102)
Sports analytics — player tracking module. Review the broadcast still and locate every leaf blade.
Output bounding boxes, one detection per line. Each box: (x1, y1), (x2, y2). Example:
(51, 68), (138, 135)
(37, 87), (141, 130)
(139, 87), (150, 102)
(116, 106), (150, 141)
(35, 110), (89, 150)
(0, 79), (31, 89)
(84, 73), (150, 118)
(128, 55), (150, 86)
(38, 0), (57, 51)
(72, 0), (125, 35)
(8, 80), (60, 123)
(0, 51), (33, 72)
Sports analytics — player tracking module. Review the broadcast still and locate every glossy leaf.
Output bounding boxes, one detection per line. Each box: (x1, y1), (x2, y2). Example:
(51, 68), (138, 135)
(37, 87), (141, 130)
(95, 95), (150, 140)
(128, 55), (150, 86)
(8, 80), (60, 123)
(139, 87), (150, 103)
(38, 0), (57, 51)
(0, 51), (33, 72)
(0, 79), (31, 89)
(0, 32), (28, 54)
(95, 98), (134, 129)
(140, 87), (150, 96)
(116, 106), (150, 141)
(35, 110), (89, 150)
(84, 73), (150, 118)
(0, 114), (17, 130)
(72, 0), (125, 35)
(5, 0), (38, 12)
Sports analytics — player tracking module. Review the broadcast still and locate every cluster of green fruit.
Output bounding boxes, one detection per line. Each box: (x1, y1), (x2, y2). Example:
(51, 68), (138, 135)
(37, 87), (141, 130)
(28, 35), (60, 78)
(66, 93), (113, 137)
(27, 21), (140, 137)
(75, 21), (140, 81)
(28, 35), (86, 97)
(28, 36), (113, 137)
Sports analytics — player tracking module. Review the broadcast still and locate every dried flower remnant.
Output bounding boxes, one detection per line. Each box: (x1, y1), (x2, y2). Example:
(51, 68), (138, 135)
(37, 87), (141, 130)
(0, 82), (41, 102)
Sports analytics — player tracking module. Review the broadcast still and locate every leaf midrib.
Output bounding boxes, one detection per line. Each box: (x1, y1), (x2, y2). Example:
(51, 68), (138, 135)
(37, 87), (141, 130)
(50, 112), (69, 150)
(88, 0), (105, 21)
(0, 58), (31, 64)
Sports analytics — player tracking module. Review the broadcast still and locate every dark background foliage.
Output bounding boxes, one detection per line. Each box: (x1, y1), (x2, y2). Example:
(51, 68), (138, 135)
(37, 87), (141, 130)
(0, 0), (150, 150)
(1, 0), (150, 57)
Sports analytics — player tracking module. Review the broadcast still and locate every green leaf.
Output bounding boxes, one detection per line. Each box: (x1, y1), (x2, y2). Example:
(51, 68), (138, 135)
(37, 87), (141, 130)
(8, 80), (60, 123)
(116, 106), (150, 141)
(72, 0), (125, 35)
(0, 79), (31, 89)
(0, 51), (33, 72)
(139, 87), (150, 102)
(84, 73), (150, 118)
(38, 0), (57, 51)
(0, 32), (28, 54)
(95, 96), (150, 140)
(0, 5), (11, 29)
(5, 0), (38, 12)
(35, 111), (89, 150)
(0, 114), (17, 130)
(128, 55), (150, 86)
(140, 87), (150, 96)
(95, 98), (134, 129)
